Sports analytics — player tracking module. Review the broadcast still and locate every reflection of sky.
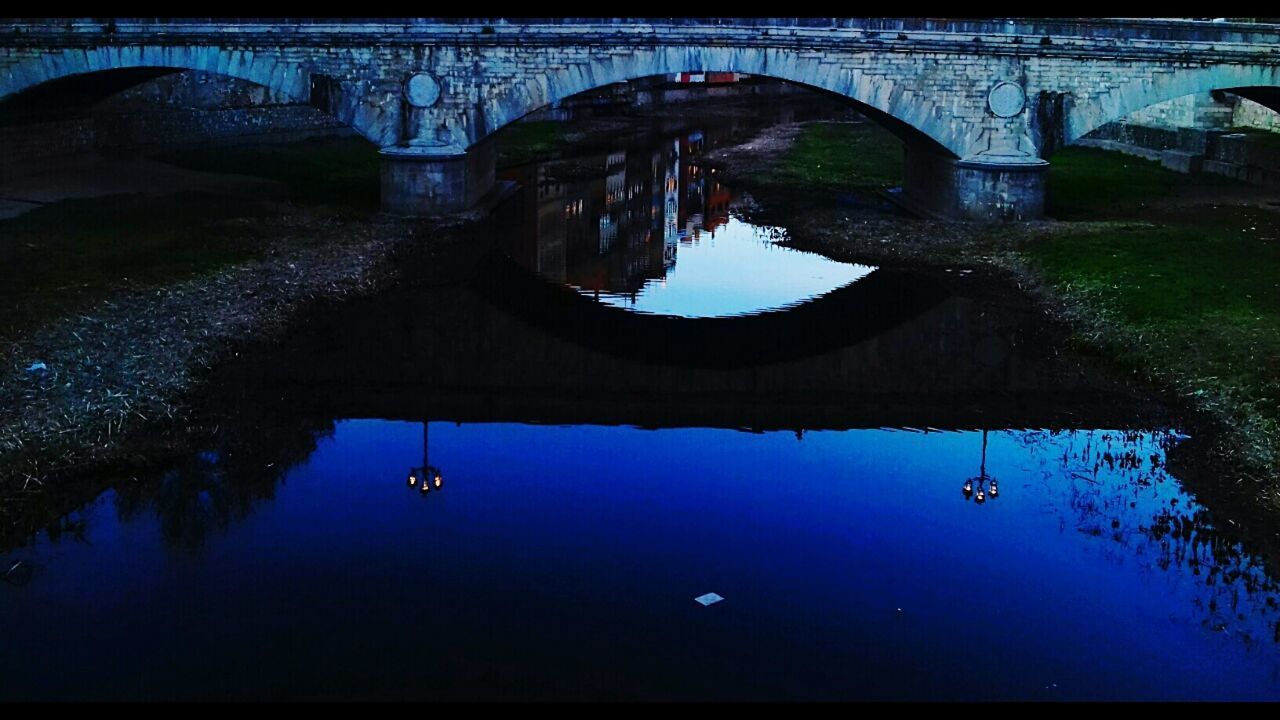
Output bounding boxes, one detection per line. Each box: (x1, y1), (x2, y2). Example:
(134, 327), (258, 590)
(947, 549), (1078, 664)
(3, 421), (1279, 700)
(580, 217), (875, 318)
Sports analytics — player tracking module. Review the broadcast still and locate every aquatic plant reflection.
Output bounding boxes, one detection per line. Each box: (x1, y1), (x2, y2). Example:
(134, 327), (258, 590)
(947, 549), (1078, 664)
(110, 414), (335, 552)
(1012, 428), (1280, 651)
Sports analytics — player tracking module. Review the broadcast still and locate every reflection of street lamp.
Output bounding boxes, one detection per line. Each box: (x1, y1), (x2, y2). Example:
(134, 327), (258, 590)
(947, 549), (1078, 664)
(405, 422), (444, 496)
(962, 430), (999, 506)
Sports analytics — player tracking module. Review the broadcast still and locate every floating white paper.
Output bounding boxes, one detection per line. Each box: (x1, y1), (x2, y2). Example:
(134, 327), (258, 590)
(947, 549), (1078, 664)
(694, 592), (724, 606)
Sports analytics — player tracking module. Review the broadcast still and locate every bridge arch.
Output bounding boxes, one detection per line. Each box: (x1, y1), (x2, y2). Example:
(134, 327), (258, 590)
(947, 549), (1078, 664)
(5, 18), (1280, 221)
(1065, 64), (1280, 145)
(0, 47), (394, 146)
(476, 46), (960, 158)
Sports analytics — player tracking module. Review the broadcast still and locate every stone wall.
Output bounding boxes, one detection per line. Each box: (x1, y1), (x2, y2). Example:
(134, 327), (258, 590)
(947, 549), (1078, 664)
(1127, 93), (1236, 130)
(631, 80), (811, 108)
(1234, 97), (1280, 131)
(0, 118), (95, 164)
(1085, 122), (1207, 154)
(98, 69), (297, 110)
(1078, 122), (1280, 187)
(1077, 86), (1280, 187)
(524, 78), (813, 120)
(0, 70), (352, 165)
(0, 107), (351, 166)
(93, 105), (351, 150)
(1210, 133), (1280, 171)
(1124, 91), (1280, 132)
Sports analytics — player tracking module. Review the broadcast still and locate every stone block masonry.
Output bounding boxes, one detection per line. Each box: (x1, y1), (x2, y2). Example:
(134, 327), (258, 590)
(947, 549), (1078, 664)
(2, 18), (1279, 218)
(1081, 87), (1280, 189)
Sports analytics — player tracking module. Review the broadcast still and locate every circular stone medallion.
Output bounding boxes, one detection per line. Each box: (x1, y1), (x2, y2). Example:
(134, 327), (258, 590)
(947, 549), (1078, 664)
(987, 81), (1026, 118)
(405, 73), (441, 108)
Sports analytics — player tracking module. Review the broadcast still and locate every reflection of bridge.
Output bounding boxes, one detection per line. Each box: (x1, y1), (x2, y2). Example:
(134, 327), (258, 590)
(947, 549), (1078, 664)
(4, 18), (1280, 219)
(211, 254), (1172, 433)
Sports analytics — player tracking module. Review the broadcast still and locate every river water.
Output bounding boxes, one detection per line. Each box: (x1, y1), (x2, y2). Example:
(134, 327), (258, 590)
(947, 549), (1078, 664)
(2, 108), (1279, 701)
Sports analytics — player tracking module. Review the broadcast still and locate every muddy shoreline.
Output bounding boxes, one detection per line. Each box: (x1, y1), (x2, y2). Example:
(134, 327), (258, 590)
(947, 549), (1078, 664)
(0, 196), (473, 542)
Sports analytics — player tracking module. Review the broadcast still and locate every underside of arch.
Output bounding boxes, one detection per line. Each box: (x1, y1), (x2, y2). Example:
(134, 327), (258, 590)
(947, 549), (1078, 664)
(478, 48), (964, 159)
(1066, 65), (1280, 144)
(1228, 87), (1280, 115)
(0, 67), (180, 125)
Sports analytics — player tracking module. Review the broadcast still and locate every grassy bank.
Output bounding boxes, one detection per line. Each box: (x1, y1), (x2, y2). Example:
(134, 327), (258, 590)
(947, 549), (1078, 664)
(0, 194), (270, 340)
(493, 120), (573, 168)
(0, 136), (416, 504)
(1023, 149), (1280, 478)
(761, 124), (1280, 482)
(763, 121), (902, 191)
(1044, 147), (1184, 220)
(1, 137), (385, 341)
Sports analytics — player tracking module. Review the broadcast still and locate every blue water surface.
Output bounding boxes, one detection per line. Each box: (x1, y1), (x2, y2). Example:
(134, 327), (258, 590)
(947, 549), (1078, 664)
(2, 421), (1277, 700)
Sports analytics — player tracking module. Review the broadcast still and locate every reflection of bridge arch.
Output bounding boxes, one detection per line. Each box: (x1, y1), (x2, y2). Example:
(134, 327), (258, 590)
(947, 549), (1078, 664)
(473, 253), (950, 369)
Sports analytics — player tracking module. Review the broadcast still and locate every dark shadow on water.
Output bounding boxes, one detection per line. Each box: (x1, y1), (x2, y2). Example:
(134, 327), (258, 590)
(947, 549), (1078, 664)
(473, 251), (952, 369)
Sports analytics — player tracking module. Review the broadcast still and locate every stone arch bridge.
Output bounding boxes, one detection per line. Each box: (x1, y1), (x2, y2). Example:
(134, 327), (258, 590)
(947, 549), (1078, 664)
(2, 17), (1279, 219)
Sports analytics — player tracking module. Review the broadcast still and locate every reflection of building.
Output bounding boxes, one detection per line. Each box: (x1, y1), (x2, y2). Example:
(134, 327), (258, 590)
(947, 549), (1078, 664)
(671, 72), (747, 84)
(600, 150), (626, 253)
(501, 127), (737, 301)
(664, 137), (681, 263)
(704, 170), (732, 234)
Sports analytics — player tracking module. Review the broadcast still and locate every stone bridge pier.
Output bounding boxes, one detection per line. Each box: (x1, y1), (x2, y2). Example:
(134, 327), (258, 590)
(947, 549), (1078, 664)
(901, 151), (1049, 222)
(3, 19), (1279, 222)
(379, 140), (496, 216)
